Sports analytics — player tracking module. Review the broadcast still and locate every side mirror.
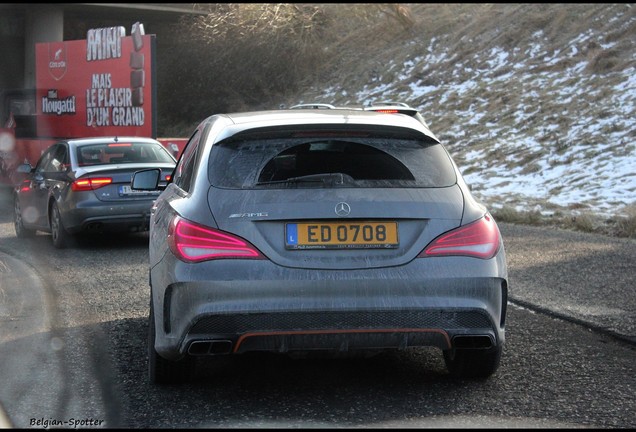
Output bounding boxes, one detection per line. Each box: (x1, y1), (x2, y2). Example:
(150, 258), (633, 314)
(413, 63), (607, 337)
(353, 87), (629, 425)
(16, 163), (32, 174)
(132, 168), (161, 190)
(10, 162), (32, 186)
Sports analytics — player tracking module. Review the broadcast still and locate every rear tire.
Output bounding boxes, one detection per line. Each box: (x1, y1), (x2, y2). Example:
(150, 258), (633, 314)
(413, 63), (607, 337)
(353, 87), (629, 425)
(443, 345), (502, 379)
(50, 202), (72, 249)
(148, 303), (195, 385)
(14, 196), (36, 238)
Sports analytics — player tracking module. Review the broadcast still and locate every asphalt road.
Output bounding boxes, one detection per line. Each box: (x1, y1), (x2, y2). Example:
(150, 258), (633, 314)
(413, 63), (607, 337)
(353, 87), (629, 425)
(0, 184), (634, 428)
(502, 220), (636, 344)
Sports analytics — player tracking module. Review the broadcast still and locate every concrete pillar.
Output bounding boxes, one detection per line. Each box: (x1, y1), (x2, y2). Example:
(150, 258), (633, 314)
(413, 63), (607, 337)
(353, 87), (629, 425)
(24, 6), (64, 88)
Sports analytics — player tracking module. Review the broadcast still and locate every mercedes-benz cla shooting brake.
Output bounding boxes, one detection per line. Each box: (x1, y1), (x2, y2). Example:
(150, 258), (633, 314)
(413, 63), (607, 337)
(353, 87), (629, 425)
(133, 108), (508, 384)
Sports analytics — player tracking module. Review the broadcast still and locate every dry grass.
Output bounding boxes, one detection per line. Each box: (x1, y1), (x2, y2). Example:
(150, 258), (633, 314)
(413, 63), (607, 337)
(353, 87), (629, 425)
(493, 204), (636, 239)
(615, 204), (636, 238)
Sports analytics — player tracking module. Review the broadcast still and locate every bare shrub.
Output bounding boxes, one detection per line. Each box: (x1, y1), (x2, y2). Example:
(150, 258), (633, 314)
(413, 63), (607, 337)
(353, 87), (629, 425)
(157, 4), (331, 132)
(586, 48), (622, 73)
(155, 3), (417, 134)
(569, 213), (597, 233)
(616, 204), (636, 238)
(492, 206), (543, 225)
(375, 4), (415, 30)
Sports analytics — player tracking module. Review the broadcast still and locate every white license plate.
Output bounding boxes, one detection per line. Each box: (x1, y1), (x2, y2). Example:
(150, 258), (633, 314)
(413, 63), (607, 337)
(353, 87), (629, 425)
(119, 185), (160, 196)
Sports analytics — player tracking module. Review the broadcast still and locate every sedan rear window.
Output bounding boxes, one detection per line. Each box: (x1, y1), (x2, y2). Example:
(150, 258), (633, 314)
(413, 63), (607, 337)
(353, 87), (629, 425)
(77, 142), (174, 166)
(209, 137), (456, 188)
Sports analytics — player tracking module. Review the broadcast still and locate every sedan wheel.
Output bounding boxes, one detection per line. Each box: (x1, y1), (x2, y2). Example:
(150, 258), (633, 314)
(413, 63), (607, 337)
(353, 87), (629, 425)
(14, 196), (36, 238)
(50, 203), (71, 249)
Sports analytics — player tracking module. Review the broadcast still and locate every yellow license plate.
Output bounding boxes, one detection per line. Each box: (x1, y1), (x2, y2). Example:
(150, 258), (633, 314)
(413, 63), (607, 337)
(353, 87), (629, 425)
(285, 221), (398, 249)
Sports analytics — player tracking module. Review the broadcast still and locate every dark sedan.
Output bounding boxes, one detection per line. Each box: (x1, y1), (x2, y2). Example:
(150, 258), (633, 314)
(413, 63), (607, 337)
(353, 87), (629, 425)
(13, 136), (176, 248)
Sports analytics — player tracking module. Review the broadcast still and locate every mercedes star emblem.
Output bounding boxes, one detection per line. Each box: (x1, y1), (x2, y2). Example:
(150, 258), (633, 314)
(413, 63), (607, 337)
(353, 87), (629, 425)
(335, 202), (351, 217)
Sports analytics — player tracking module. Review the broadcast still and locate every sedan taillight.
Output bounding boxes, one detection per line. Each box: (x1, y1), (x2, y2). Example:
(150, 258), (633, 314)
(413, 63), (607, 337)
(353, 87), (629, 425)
(419, 214), (500, 259)
(71, 177), (113, 191)
(168, 216), (265, 263)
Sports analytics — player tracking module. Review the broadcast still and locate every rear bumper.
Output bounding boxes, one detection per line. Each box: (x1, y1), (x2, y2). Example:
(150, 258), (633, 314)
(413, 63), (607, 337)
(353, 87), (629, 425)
(151, 255), (508, 361)
(185, 309), (497, 356)
(62, 199), (154, 233)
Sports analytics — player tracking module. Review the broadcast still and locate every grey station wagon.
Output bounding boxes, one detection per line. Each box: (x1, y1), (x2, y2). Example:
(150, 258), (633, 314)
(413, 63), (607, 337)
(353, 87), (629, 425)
(133, 107), (509, 384)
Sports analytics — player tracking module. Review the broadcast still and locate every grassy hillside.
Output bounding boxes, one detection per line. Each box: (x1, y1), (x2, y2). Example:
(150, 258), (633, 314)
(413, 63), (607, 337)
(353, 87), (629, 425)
(282, 3), (636, 236)
(157, 3), (635, 237)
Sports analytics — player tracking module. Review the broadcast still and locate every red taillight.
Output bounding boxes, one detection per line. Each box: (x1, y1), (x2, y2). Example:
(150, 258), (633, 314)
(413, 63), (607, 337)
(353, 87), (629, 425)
(420, 214), (500, 259)
(71, 177), (113, 191)
(291, 131), (370, 138)
(373, 109), (399, 114)
(168, 216), (265, 263)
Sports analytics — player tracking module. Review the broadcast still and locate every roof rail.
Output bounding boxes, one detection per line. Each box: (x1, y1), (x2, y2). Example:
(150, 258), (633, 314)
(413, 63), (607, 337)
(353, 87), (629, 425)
(289, 103), (336, 110)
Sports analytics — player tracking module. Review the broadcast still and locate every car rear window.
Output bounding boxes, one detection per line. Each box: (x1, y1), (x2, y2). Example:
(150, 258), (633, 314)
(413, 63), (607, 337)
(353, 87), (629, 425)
(209, 137), (456, 189)
(77, 142), (174, 166)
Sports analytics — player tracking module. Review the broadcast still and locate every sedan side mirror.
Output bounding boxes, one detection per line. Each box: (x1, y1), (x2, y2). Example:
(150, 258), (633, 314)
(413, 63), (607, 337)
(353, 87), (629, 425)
(16, 163), (32, 174)
(132, 168), (161, 191)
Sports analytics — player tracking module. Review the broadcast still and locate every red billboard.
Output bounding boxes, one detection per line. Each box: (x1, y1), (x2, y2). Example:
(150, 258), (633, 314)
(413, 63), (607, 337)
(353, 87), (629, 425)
(35, 25), (156, 139)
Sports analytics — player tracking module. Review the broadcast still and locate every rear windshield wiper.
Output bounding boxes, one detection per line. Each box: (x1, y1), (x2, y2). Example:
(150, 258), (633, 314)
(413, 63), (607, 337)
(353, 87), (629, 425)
(256, 172), (352, 186)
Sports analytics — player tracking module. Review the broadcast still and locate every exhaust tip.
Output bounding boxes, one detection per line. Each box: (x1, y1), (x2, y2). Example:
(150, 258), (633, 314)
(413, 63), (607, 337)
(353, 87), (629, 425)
(188, 340), (233, 355)
(84, 222), (103, 231)
(452, 335), (493, 349)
